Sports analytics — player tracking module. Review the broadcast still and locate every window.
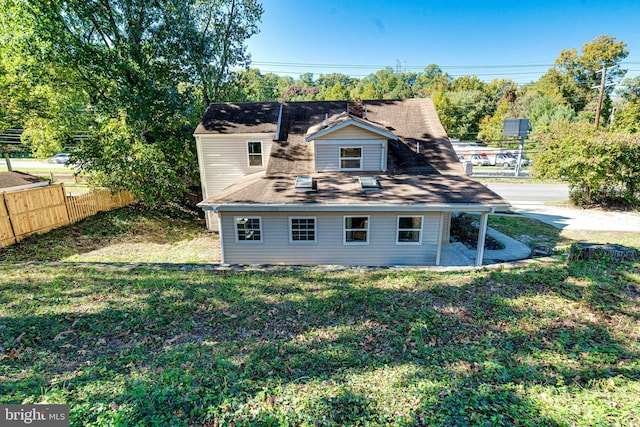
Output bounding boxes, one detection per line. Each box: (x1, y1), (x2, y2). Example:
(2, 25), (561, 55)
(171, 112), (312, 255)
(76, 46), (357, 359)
(235, 217), (262, 242)
(290, 217), (316, 243)
(344, 216), (369, 244)
(340, 147), (362, 170)
(397, 216), (423, 244)
(247, 141), (263, 167)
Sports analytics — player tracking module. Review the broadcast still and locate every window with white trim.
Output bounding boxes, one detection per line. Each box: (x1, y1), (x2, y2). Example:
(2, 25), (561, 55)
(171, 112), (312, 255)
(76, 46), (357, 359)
(339, 147), (362, 170)
(397, 216), (423, 244)
(247, 141), (263, 167)
(289, 217), (316, 243)
(235, 217), (262, 242)
(344, 216), (369, 244)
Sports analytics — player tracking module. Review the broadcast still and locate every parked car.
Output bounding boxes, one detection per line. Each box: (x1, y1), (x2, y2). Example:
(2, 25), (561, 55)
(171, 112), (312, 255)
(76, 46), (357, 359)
(47, 153), (70, 164)
(471, 154), (490, 166)
(457, 154), (465, 162)
(495, 153), (517, 168)
(518, 157), (531, 167)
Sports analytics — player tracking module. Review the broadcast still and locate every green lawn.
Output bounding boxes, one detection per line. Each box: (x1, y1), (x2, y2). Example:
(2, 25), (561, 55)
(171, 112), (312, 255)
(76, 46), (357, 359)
(1, 207), (639, 426)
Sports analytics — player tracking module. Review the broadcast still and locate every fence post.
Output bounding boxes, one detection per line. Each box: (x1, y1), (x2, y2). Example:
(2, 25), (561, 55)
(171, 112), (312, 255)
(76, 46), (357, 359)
(0, 192), (18, 246)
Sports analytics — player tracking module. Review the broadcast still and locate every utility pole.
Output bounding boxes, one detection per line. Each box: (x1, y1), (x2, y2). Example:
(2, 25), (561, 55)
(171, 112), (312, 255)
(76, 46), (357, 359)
(594, 65), (607, 128)
(594, 65), (618, 129)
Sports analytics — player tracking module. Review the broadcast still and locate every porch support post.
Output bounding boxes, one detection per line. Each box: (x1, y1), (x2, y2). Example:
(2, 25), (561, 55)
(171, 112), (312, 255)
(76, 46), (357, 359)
(475, 211), (489, 267)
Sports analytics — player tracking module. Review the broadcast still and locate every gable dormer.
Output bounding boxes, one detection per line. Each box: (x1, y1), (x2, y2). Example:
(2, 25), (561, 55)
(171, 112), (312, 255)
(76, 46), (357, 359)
(305, 103), (397, 173)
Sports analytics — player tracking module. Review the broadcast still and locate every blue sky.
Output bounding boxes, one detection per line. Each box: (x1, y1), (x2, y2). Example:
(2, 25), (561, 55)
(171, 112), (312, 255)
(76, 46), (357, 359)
(245, 0), (640, 85)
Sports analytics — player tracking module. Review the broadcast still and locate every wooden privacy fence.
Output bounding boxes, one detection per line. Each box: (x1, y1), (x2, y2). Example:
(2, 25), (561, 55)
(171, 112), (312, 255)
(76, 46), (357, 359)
(0, 184), (135, 248)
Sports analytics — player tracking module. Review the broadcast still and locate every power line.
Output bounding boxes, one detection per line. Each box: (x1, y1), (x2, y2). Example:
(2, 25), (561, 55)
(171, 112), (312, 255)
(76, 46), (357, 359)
(251, 60), (556, 71)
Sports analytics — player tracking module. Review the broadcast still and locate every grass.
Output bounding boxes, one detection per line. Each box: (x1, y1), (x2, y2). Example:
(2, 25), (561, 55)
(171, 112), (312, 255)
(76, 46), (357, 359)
(1, 207), (639, 425)
(1, 260), (638, 425)
(0, 162), (75, 174)
(0, 205), (219, 264)
(488, 214), (640, 253)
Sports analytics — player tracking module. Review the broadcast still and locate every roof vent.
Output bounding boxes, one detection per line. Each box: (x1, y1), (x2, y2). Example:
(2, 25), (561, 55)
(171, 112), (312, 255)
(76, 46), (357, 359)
(359, 176), (380, 190)
(295, 175), (316, 191)
(347, 101), (364, 118)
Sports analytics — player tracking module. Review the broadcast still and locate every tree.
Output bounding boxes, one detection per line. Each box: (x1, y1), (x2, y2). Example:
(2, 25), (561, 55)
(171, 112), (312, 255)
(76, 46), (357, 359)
(436, 90), (493, 140)
(350, 81), (381, 100)
(612, 78), (640, 133)
(618, 76), (640, 102)
(538, 35), (628, 122)
(414, 64), (450, 97)
(316, 73), (357, 100)
(534, 122), (640, 206)
(1, 0), (263, 205)
(613, 101), (640, 134)
(231, 68), (280, 101)
(477, 101), (509, 142)
(0, 0), (90, 155)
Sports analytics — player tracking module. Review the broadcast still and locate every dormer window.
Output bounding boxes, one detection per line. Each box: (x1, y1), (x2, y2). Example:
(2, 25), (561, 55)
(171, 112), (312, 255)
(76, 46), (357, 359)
(247, 141), (263, 167)
(340, 147), (362, 170)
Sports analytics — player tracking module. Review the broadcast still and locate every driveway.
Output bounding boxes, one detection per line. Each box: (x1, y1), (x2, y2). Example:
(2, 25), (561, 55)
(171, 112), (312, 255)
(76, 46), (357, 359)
(484, 182), (640, 232)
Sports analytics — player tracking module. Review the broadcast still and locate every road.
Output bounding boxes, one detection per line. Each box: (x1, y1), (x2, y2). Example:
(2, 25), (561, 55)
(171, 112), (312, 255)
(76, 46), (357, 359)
(1, 159), (68, 169)
(484, 182), (569, 203)
(484, 182), (640, 232)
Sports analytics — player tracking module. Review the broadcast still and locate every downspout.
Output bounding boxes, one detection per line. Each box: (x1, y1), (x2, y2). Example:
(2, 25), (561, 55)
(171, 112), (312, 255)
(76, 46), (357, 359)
(475, 211), (489, 266)
(381, 141), (388, 172)
(275, 103), (283, 141)
(217, 213), (225, 264)
(435, 212), (445, 266)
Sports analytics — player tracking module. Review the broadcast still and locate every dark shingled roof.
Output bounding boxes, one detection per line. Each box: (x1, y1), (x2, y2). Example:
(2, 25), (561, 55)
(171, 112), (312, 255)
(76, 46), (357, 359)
(195, 102), (280, 135)
(0, 171), (49, 191)
(196, 99), (509, 208)
(209, 172), (509, 207)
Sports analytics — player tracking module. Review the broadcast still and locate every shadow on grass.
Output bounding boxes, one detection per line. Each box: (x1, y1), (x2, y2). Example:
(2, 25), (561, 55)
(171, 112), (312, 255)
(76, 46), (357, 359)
(1, 261), (639, 425)
(0, 205), (207, 263)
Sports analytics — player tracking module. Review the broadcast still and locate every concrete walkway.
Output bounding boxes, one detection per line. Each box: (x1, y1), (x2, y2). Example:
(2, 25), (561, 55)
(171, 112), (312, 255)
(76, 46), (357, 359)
(440, 227), (532, 267)
(511, 202), (640, 232)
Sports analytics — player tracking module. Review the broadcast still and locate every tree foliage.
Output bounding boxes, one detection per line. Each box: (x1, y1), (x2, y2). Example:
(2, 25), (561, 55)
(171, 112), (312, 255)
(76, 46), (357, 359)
(1, 0), (262, 205)
(534, 122), (640, 206)
(2, 18), (638, 210)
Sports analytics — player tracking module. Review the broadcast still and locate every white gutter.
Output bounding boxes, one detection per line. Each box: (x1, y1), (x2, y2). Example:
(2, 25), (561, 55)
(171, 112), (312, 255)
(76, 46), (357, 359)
(197, 202), (510, 213)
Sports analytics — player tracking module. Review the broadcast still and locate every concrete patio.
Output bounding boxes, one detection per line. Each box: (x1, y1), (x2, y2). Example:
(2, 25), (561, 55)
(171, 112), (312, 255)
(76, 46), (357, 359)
(439, 227), (532, 266)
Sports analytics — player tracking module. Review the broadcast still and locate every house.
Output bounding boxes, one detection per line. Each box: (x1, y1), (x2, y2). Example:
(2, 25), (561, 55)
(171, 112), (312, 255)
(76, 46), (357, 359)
(194, 99), (510, 266)
(0, 171), (50, 193)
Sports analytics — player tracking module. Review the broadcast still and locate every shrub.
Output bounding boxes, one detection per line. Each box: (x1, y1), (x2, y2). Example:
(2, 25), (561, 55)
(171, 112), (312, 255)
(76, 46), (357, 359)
(534, 122), (640, 208)
(450, 213), (504, 250)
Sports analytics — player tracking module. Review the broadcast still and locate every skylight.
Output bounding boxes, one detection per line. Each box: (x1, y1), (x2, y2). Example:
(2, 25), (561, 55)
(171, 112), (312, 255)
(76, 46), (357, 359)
(295, 176), (315, 191)
(359, 176), (380, 190)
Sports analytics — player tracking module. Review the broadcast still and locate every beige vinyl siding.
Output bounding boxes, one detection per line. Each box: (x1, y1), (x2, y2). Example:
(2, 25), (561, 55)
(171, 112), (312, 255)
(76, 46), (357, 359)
(313, 125), (387, 172)
(219, 211), (441, 266)
(315, 143), (384, 172)
(197, 134), (275, 199)
(315, 125), (386, 140)
(196, 133), (274, 230)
